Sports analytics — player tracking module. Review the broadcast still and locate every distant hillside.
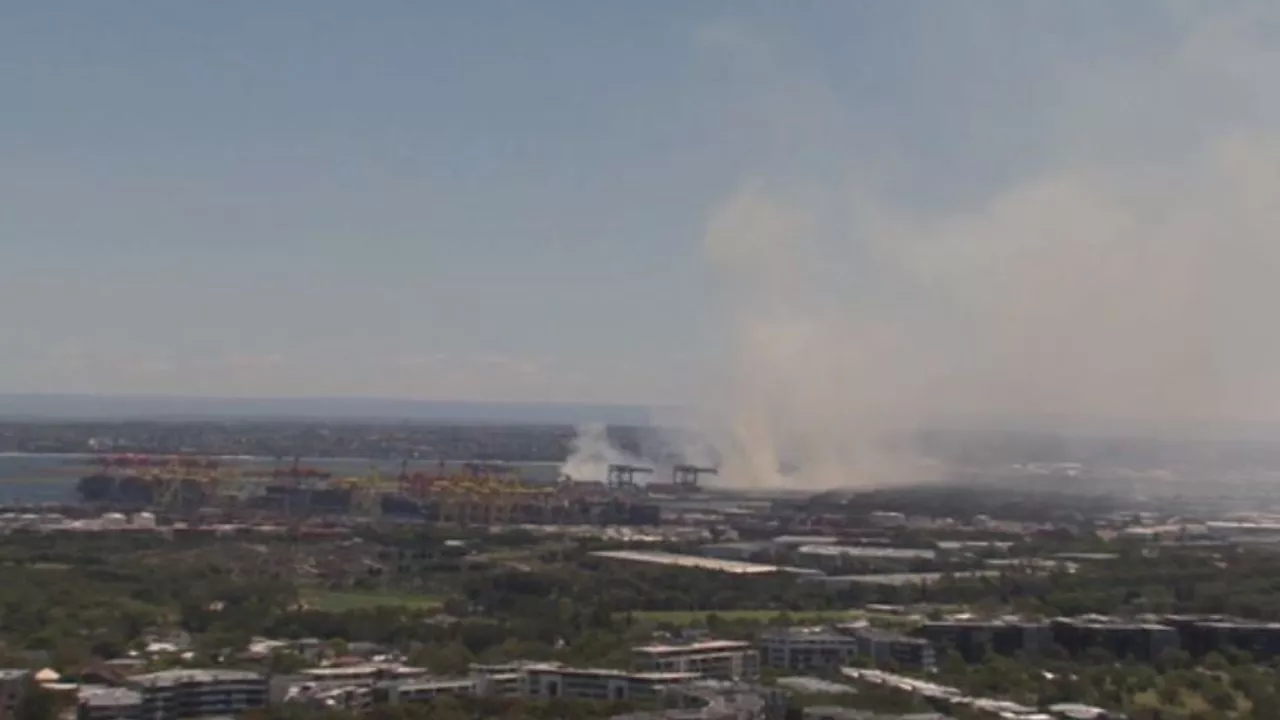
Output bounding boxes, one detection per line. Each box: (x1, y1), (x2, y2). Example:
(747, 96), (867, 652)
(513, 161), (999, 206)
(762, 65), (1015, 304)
(0, 394), (660, 425)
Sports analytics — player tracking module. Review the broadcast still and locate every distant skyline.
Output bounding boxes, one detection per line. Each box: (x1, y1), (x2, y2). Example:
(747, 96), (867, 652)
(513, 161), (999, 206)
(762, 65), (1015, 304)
(5, 2), (1280, 434)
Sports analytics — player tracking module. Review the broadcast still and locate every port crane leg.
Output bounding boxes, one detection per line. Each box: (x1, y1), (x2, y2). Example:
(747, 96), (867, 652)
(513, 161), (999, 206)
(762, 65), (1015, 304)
(672, 465), (718, 491)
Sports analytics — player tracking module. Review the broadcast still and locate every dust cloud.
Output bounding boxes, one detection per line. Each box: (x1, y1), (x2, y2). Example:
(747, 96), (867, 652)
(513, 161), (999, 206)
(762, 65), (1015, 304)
(695, 4), (1280, 489)
(558, 423), (643, 483)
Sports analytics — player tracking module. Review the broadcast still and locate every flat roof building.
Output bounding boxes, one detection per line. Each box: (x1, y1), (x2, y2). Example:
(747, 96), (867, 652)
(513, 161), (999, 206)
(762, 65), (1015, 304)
(760, 625), (936, 672)
(802, 571), (1001, 590)
(851, 628), (936, 671)
(759, 628), (860, 671)
(377, 677), (477, 705)
(1050, 618), (1179, 662)
(77, 687), (143, 720)
(590, 549), (820, 576)
(609, 680), (775, 720)
(125, 669), (267, 720)
(771, 535), (841, 546)
(919, 619), (1053, 662)
(522, 664), (697, 703)
(1175, 619), (1280, 660)
(699, 542), (774, 562)
(632, 640), (760, 681)
(796, 545), (936, 561)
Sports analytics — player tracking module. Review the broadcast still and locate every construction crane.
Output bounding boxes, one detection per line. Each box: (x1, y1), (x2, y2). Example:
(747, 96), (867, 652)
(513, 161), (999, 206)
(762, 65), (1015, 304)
(332, 462), (393, 517)
(75, 453), (230, 513)
(672, 464), (718, 491)
(270, 456), (331, 487)
(398, 458), (448, 499)
(607, 463), (653, 490)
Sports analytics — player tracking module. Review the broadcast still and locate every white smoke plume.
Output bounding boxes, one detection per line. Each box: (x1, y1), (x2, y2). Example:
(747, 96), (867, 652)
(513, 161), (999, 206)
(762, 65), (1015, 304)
(694, 3), (1280, 489)
(558, 423), (643, 482)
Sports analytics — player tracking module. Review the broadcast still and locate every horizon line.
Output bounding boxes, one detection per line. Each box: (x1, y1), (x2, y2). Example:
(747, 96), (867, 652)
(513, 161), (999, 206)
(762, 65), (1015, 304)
(0, 392), (676, 425)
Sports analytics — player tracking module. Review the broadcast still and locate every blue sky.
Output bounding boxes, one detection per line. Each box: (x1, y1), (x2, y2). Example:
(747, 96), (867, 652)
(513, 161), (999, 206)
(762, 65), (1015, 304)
(3, 1), (1277, 417)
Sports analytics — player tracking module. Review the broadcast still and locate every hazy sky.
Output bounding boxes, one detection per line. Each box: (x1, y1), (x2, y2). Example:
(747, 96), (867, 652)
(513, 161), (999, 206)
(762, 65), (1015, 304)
(3, 2), (1278, 419)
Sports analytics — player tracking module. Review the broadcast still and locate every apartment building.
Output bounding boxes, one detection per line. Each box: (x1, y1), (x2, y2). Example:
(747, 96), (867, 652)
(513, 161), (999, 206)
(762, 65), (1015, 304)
(1050, 618), (1179, 662)
(918, 619), (1053, 662)
(1165, 617), (1280, 660)
(632, 640), (760, 680)
(467, 662), (539, 697)
(522, 664), (697, 702)
(0, 670), (28, 720)
(377, 678), (476, 705)
(760, 625), (939, 672)
(125, 669), (267, 720)
(77, 688), (143, 720)
(759, 628), (860, 671)
(852, 628), (936, 671)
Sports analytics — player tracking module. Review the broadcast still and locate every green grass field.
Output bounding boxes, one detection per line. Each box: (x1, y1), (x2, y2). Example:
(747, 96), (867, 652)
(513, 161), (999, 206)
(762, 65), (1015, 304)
(300, 588), (443, 612)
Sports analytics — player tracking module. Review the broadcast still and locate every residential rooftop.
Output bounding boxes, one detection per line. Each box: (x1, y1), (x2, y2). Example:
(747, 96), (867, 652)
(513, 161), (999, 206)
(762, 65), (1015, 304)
(127, 668), (263, 688)
(521, 664), (699, 682)
(633, 640), (753, 655)
(79, 687), (143, 708)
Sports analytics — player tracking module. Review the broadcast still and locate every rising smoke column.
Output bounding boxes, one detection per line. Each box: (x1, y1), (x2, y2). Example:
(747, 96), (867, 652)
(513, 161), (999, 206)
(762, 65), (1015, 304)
(558, 423), (643, 482)
(701, 186), (936, 490)
(695, 3), (1280, 489)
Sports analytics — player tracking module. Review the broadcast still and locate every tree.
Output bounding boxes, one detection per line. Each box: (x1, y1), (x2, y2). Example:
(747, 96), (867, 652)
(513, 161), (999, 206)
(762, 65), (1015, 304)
(411, 641), (474, 675)
(1203, 651), (1229, 673)
(1155, 647), (1192, 674)
(1082, 646), (1115, 666)
(268, 650), (310, 674)
(1222, 646), (1253, 667)
(1157, 681), (1181, 708)
(1206, 687), (1236, 712)
(937, 648), (967, 678)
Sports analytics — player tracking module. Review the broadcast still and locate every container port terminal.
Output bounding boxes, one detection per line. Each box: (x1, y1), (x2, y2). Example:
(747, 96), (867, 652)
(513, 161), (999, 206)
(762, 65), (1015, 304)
(5, 420), (1280, 532)
(21, 453), (724, 527)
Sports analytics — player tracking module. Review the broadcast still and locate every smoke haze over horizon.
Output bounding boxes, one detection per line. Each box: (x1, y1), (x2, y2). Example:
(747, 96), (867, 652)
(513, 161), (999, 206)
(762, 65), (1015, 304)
(692, 2), (1280, 488)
